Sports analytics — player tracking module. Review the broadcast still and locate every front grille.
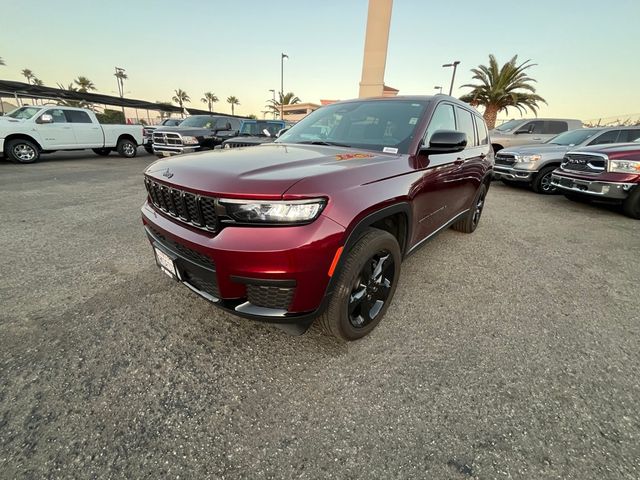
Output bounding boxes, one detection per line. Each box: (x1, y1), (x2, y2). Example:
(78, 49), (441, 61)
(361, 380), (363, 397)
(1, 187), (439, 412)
(148, 226), (214, 268)
(561, 154), (606, 173)
(224, 142), (253, 148)
(247, 284), (295, 310)
(153, 132), (183, 146)
(144, 178), (217, 232)
(495, 153), (516, 166)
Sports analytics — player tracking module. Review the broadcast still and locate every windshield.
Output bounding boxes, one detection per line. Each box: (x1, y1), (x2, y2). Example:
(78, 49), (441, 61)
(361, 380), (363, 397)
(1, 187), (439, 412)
(240, 121), (282, 136)
(179, 116), (220, 129)
(546, 129), (602, 146)
(6, 106), (42, 120)
(494, 119), (524, 132)
(276, 100), (429, 154)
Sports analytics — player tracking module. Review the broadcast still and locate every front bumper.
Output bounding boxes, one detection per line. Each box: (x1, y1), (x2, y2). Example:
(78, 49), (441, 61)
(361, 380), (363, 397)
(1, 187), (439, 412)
(141, 201), (345, 325)
(0, 138), (4, 153)
(550, 172), (636, 200)
(493, 165), (536, 182)
(153, 145), (200, 157)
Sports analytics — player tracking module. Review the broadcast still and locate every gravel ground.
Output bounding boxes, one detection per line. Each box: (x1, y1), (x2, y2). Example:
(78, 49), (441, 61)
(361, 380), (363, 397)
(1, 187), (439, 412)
(1, 151), (639, 479)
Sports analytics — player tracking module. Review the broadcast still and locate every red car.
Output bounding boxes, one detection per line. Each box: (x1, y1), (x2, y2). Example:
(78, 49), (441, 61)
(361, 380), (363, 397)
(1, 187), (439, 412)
(551, 143), (640, 218)
(141, 96), (494, 340)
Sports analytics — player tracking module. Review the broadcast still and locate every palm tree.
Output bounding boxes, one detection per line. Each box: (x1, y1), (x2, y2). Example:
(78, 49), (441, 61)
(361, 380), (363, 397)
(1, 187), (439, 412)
(114, 69), (128, 97)
(459, 54), (546, 129)
(32, 78), (44, 86)
(74, 76), (96, 93)
(226, 96), (240, 115)
(0, 57), (5, 66)
(267, 92), (300, 117)
(172, 89), (190, 116)
(21, 69), (35, 84)
(201, 92), (219, 112)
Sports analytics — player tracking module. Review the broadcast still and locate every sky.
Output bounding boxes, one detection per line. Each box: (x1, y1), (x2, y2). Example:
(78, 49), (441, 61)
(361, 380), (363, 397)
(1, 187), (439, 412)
(1, 0), (639, 122)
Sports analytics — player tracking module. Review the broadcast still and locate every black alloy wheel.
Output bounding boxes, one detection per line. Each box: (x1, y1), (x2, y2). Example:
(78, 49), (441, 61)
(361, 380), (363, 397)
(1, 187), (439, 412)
(348, 250), (396, 329)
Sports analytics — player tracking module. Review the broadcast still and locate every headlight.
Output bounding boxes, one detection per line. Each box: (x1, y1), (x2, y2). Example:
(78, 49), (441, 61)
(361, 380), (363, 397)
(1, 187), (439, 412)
(514, 154), (541, 163)
(219, 198), (326, 224)
(181, 136), (199, 145)
(608, 159), (640, 174)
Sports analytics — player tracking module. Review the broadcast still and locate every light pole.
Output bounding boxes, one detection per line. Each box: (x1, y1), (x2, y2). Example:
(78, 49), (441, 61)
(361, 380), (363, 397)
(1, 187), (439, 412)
(114, 66), (126, 121)
(434, 86), (442, 94)
(269, 89), (276, 119)
(442, 61), (460, 96)
(280, 53), (288, 120)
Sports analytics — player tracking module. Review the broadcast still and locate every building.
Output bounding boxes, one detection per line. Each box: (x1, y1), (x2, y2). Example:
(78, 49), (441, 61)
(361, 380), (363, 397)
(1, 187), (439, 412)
(282, 102), (321, 122)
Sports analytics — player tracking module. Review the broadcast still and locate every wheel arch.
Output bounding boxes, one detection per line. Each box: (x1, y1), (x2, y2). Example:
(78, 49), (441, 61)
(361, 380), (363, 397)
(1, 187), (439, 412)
(117, 133), (137, 145)
(4, 133), (43, 153)
(491, 143), (503, 153)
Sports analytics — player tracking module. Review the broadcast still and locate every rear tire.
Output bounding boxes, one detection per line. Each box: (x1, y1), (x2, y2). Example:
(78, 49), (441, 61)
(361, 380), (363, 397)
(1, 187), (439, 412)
(6, 139), (39, 164)
(317, 228), (401, 341)
(622, 187), (640, 219)
(93, 148), (112, 156)
(532, 166), (558, 194)
(452, 184), (487, 233)
(117, 138), (137, 158)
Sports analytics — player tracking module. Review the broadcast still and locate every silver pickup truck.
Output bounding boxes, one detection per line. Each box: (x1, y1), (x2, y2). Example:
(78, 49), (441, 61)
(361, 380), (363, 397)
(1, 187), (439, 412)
(493, 126), (640, 193)
(490, 118), (582, 153)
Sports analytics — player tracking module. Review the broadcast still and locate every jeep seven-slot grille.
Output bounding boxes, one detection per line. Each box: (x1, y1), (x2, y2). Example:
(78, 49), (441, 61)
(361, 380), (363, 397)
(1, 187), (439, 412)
(561, 154), (606, 174)
(145, 178), (217, 232)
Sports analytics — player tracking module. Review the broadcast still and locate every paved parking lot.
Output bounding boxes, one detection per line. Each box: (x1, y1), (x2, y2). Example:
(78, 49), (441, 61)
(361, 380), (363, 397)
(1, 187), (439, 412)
(1, 151), (639, 479)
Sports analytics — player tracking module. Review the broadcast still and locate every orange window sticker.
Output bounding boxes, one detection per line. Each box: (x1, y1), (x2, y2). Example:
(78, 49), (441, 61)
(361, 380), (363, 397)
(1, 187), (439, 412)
(335, 153), (375, 161)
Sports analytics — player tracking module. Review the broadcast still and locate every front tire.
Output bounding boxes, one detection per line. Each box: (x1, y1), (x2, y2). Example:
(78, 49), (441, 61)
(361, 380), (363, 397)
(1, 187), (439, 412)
(6, 139), (39, 164)
(144, 145), (154, 155)
(452, 184), (487, 233)
(117, 138), (137, 158)
(532, 166), (558, 194)
(622, 187), (640, 219)
(318, 228), (401, 341)
(93, 148), (112, 156)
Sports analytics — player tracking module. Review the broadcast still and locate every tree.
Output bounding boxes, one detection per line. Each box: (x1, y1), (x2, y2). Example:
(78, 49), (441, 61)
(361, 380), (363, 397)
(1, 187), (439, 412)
(226, 96), (240, 115)
(267, 91), (300, 117)
(459, 54), (546, 129)
(201, 92), (219, 112)
(32, 78), (44, 86)
(172, 89), (190, 116)
(74, 76), (96, 93)
(0, 57), (5, 66)
(21, 69), (35, 84)
(114, 69), (128, 97)
(156, 101), (174, 119)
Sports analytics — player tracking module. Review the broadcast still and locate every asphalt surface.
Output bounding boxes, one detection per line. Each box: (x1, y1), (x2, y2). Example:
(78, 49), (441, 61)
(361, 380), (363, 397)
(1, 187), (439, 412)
(1, 150), (639, 479)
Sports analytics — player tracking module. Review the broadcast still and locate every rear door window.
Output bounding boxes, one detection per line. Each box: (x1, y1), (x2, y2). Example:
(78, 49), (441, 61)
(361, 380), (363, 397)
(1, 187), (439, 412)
(516, 120), (544, 134)
(474, 115), (489, 145)
(43, 109), (68, 123)
(544, 121), (568, 134)
(620, 129), (640, 143)
(64, 110), (92, 123)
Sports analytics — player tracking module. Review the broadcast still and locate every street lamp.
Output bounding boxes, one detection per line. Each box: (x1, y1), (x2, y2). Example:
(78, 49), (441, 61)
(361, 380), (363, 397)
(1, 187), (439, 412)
(269, 89), (276, 119)
(434, 86), (442, 94)
(442, 61), (460, 96)
(280, 53), (288, 120)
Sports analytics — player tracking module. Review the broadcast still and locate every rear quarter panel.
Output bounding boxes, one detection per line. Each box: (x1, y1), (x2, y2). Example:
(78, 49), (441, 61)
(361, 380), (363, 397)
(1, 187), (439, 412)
(101, 125), (144, 147)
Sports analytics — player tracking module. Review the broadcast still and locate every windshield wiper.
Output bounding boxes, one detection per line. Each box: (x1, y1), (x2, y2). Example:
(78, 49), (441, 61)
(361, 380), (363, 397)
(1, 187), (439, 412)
(295, 140), (352, 147)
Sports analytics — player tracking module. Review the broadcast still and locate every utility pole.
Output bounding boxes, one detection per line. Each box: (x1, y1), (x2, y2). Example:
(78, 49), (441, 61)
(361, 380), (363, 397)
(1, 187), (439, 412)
(442, 61), (460, 96)
(280, 53), (288, 120)
(115, 66), (126, 121)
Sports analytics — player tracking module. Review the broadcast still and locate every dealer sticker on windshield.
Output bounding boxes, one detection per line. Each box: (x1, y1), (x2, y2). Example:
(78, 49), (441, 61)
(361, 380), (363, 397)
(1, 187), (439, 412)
(383, 147), (398, 154)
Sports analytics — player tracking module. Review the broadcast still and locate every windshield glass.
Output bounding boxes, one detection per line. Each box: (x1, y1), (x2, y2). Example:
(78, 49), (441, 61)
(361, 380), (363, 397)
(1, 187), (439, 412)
(6, 106), (41, 120)
(240, 121), (282, 136)
(546, 129), (602, 146)
(494, 119), (524, 132)
(276, 100), (429, 153)
(179, 116), (220, 129)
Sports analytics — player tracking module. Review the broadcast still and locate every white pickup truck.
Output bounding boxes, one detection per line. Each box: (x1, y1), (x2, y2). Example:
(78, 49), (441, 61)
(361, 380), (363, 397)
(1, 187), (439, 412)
(0, 105), (144, 163)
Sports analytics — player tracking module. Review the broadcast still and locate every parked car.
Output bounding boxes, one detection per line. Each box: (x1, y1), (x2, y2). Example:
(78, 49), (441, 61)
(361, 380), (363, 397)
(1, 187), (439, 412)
(220, 120), (289, 149)
(490, 118), (582, 153)
(152, 115), (244, 157)
(494, 126), (640, 193)
(141, 95), (494, 340)
(143, 118), (183, 154)
(0, 105), (143, 163)
(550, 143), (640, 218)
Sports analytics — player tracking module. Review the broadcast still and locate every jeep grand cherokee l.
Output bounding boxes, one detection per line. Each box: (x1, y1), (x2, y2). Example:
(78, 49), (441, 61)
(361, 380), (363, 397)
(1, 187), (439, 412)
(141, 96), (494, 340)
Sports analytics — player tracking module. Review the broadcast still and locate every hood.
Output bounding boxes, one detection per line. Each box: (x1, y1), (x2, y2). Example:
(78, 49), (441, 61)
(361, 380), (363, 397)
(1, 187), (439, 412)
(0, 116), (23, 125)
(500, 144), (570, 156)
(569, 142), (640, 160)
(145, 143), (404, 197)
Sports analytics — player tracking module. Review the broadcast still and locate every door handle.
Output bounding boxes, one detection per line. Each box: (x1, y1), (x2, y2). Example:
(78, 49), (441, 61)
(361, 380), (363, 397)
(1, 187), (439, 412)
(454, 158), (464, 165)
(63, 126), (71, 129)
(533, 137), (541, 140)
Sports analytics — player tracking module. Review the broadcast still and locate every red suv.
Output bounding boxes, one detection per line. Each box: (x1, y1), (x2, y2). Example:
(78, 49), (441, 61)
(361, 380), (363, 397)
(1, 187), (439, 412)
(141, 96), (494, 340)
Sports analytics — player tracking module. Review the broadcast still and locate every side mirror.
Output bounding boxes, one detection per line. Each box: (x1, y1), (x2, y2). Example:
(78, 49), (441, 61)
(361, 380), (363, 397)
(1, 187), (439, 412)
(420, 130), (467, 154)
(276, 128), (289, 138)
(37, 114), (54, 124)
(262, 128), (272, 137)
